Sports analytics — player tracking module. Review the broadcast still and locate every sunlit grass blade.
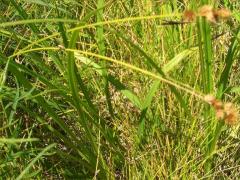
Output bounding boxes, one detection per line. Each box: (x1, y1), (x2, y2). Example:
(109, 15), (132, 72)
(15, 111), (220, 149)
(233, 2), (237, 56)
(97, 0), (115, 117)
(111, 28), (188, 111)
(163, 47), (198, 73)
(0, 138), (39, 144)
(1, 1), (239, 178)
(75, 53), (143, 109)
(67, 15), (110, 177)
(217, 28), (240, 98)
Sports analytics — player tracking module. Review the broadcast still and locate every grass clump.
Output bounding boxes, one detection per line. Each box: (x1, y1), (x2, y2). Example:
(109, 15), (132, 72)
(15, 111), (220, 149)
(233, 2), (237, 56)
(0, 0), (240, 179)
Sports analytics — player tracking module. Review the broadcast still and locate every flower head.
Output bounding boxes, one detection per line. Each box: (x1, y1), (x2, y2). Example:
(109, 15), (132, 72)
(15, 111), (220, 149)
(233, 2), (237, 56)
(204, 95), (239, 125)
(183, 10), (196, 22)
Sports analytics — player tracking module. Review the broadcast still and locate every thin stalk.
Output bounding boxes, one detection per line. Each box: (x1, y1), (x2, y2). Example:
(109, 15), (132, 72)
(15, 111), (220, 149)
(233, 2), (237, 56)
(13, 13), (181, 53)
(197, 15), (215, 173)
(10, 46), (205, 101)
(96, 0), (114, 117)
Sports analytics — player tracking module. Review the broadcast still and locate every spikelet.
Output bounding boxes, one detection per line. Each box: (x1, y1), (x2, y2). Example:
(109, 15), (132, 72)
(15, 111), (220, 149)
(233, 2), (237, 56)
(204, 95), (239, 125)
(183, 6), (232, 23)
(223, 103), (238, 125)
(204, 94), (216, 105)
(198, 5), (216, 23)
(183, 10), (196, 22)
(214, 8), (232, 19)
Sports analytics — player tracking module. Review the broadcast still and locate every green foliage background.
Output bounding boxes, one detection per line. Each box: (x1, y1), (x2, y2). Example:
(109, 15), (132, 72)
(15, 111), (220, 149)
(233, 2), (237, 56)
(0, 0), (240, 179)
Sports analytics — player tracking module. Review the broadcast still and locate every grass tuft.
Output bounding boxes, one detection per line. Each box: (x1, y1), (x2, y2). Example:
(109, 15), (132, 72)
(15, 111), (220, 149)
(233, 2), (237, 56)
(0, 0), (240, 179)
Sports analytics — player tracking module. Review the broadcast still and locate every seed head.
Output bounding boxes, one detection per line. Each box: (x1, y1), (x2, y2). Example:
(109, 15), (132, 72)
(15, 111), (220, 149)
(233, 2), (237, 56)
(198, 5), (216, 23)
(197, 5), (232, 23)
(204, 95), (238, 125)
(216, 109), (225, 120)
(212, 100), (223, 110)
(224, 103), (233, 111)
(183, 10), (196, 22)
(204, 94), (216, 104)
(214, 8), (231, 19)
(223, 103), (238, 125)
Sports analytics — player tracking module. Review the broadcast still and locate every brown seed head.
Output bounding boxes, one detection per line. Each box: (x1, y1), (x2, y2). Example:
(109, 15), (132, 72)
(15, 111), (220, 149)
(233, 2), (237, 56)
(225, 109), (238, 125)
(223, 103), (238, 125)
(183, 10), (196, 22)
(216, 109), (225, 120)
(224, 102), (233, 111)
(204, 94), (216, 104)
(204, 95), (238, 125)
(198, 5), (216, 23)
(214, 8), (232, 19)
(198, 5), (213, 15)
(212, 100), (223, 110)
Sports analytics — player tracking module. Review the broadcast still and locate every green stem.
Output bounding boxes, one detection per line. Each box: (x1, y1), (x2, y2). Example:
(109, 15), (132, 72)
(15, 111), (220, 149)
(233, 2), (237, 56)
(197, 14), (215, 174)
(205, 121), (225, 173)
(96, 0), (114, 117)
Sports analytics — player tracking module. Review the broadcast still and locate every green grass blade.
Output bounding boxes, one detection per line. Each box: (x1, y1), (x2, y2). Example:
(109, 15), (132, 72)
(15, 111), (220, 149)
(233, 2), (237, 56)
(75, 52), (143, 109)
(0, 138), (39, 144)
(97, 0), (115, 117)
(111, 28), (188, 111)
(25, 0), (69, 14)
(16, 143), (56, 180)
(163, 47), (197, 73)
(142, 80), (161, 109)
(9, 0), (39, 33)
(108, 75), (143, 109)
(217, 28), (240, 98)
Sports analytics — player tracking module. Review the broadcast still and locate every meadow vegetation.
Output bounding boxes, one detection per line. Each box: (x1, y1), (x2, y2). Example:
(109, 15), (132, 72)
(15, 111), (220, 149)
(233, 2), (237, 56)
(0, 0), (240, 179)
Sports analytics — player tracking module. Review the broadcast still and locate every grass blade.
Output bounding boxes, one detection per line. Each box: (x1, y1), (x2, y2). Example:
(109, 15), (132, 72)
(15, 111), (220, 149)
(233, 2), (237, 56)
(16, 143), (56, 180)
